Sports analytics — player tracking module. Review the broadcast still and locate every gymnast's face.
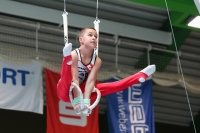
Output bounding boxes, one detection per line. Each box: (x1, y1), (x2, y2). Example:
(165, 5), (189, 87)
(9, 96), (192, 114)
(79, 29), (97, 49)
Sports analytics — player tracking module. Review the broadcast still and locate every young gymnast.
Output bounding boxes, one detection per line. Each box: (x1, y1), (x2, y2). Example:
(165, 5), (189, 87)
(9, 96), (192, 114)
(57, 27), (156, 115)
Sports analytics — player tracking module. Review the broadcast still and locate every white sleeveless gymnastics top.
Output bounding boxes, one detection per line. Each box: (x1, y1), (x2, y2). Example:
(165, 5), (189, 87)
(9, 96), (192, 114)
(75, 48), (97, 85)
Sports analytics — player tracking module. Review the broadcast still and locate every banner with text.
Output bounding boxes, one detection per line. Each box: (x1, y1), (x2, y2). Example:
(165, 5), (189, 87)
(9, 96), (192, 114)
(106, 77), (155, 133)
(0, 60), (43, 114)
(45, 69), (99, 133)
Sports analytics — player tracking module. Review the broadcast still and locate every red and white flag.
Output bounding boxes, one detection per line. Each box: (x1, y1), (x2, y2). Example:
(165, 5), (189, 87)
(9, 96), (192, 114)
(45, 69), (99, 133)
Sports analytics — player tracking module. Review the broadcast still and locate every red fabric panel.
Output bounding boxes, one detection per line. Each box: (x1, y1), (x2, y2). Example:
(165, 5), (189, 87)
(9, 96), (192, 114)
(45, 69), (99, 133)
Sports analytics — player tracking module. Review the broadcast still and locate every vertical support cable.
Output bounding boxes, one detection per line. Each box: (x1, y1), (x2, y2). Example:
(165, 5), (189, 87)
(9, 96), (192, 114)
(36, 22), (40, 60)
(63, 0), (68, 45)
(62, 13), (68, 44)
(94, 20), (100, 55)
(114, 35), (120, 70)
(96, 0), (98, 21)
(75, 30), (80, 47)
(94, 0), (100, 56)
(64, 0), (66, 12)
(177, 54), (180, 75)
(115, 43), (118, 69)
(177, 51), (181, 75)
(147, 44), (152, 65)
(164, 0), (197, 132)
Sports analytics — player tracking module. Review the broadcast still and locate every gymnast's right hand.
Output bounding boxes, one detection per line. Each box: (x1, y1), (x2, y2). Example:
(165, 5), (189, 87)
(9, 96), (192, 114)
(63, 43), (72, 57)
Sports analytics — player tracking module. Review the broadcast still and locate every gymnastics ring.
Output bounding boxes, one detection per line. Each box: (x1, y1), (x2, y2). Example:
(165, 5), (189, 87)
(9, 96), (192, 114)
(69, 82), (101, 116)
(81, 87), (101, 116)
(69, 82), (84, 114)
(90, 87), (101, 111)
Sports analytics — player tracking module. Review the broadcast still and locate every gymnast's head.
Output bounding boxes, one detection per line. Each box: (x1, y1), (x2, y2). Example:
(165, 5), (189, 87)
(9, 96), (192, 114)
(78, 27), (97, 45)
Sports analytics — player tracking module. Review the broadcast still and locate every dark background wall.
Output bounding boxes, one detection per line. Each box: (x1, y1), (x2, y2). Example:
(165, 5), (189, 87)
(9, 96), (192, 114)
(0, 106), (194, 133)
(0, 108), (46, 133)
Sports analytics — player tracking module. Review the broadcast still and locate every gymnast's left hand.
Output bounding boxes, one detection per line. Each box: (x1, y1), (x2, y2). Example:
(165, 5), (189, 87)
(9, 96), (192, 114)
(63, 43), (72, 57)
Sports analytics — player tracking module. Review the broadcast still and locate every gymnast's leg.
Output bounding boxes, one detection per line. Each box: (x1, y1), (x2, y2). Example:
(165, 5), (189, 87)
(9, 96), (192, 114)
(57, 43), (73, 102)
(90, 65), (155, 99)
